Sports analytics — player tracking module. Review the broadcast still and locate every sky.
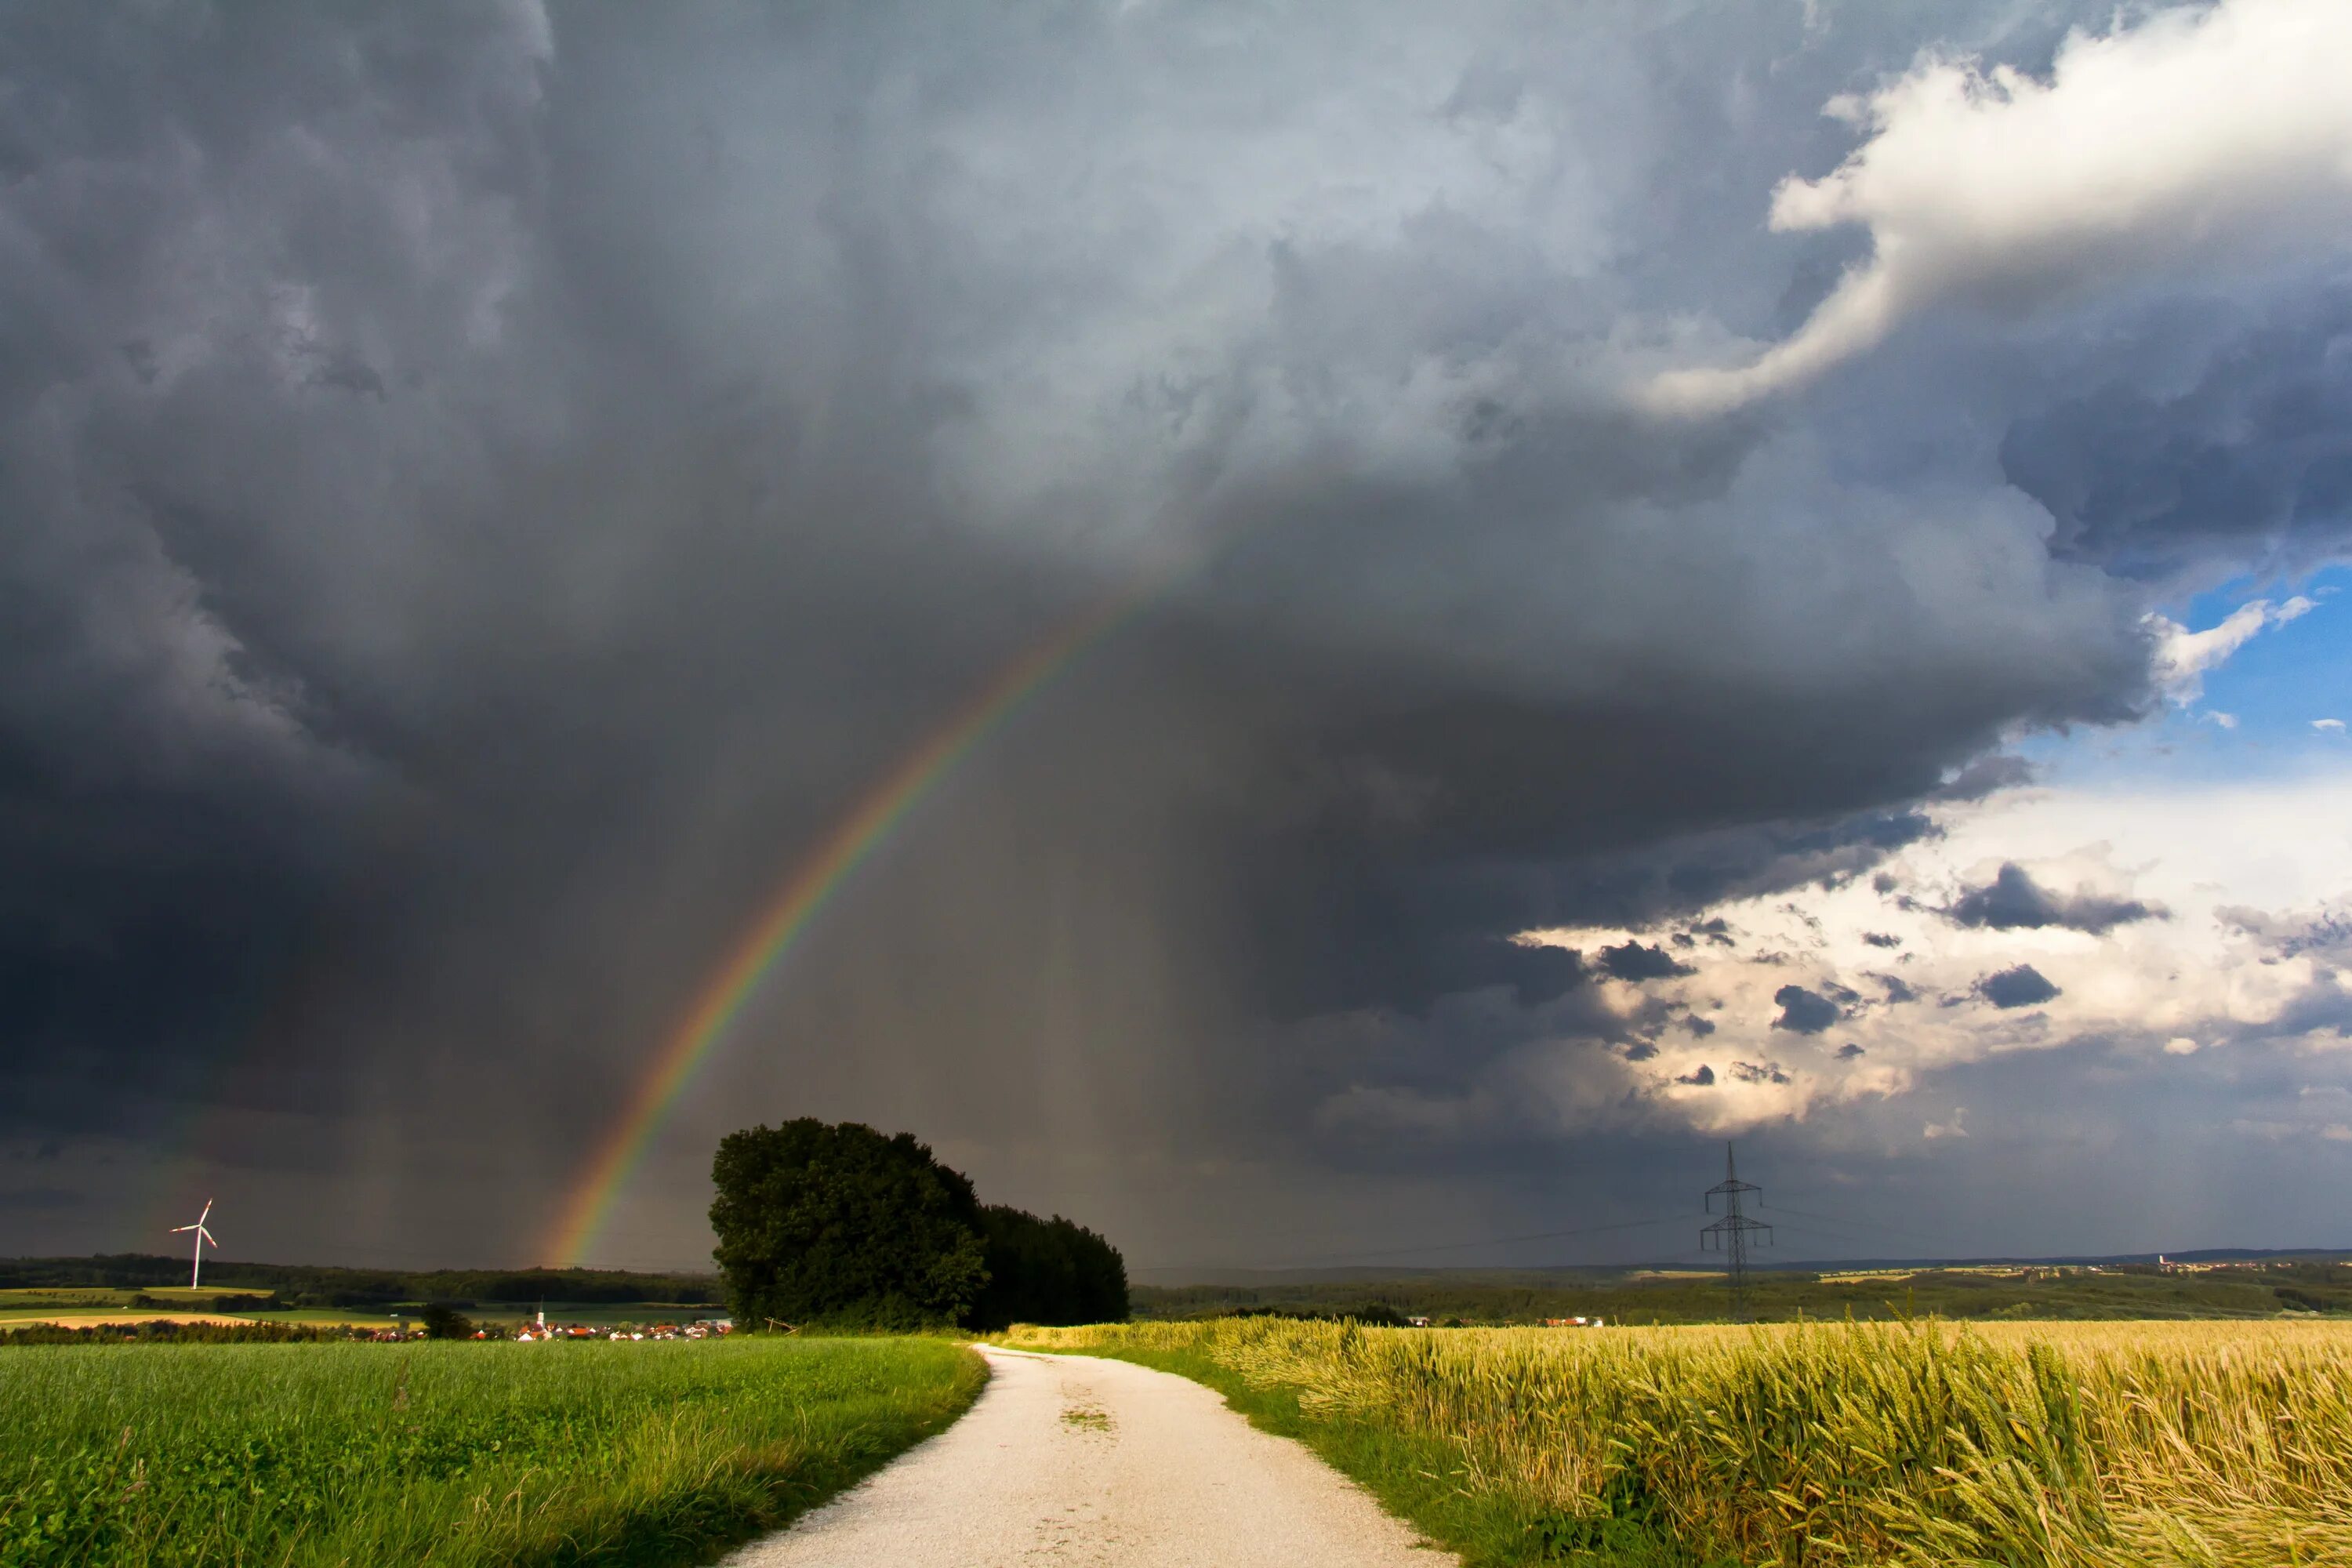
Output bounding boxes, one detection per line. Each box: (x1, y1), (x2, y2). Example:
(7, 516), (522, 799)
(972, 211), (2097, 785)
(4, 0), (2351, 1276)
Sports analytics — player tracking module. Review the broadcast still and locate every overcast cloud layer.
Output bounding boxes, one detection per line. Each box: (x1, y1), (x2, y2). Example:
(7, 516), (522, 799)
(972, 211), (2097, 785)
(3, 0), (2350, 1273)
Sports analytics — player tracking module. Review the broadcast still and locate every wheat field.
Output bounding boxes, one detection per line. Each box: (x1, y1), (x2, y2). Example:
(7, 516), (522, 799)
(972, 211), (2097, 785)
(1007, 1317), (2352, 1566)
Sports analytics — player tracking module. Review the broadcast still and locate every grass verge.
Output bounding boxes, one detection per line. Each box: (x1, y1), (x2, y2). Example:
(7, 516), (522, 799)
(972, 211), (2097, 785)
(0, 1334), (983, 1566)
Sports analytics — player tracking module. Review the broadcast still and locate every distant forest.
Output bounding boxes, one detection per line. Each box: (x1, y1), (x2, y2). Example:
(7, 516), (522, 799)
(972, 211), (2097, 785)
(1133, 1257), (2352, 1325)
(0, 1256), (720, 1308)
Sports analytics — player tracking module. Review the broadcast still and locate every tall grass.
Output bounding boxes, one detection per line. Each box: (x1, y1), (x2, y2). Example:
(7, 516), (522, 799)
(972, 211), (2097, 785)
(1007, 1318), (2352, 1566)
(0, 1336), (982, 1567)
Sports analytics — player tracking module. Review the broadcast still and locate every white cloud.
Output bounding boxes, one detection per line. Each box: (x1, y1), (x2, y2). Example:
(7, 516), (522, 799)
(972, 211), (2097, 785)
(1642, 0), (2352, 413)
(2203, 711), (2239, 730)
(2150, 597), (2316, 702)
(1501, 766), (2352, 1136)
(1923, 1108), (1969, 1140)
(2318, 718), (2347, 733)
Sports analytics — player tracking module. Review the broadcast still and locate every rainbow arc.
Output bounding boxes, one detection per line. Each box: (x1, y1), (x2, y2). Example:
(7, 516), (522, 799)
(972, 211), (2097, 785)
(542, 563), (1189, 1265)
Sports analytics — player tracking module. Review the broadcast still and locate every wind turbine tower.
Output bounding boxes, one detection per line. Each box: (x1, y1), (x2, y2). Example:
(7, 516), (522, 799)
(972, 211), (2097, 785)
(169, 1199), (218, 1291)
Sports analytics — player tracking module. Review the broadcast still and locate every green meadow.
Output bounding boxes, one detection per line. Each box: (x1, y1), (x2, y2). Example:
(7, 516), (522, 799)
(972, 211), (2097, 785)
(0, 1336), (982, 1567)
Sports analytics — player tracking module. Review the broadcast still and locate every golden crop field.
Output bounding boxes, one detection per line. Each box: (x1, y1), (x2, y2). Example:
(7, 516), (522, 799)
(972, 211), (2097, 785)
(1008, 1317), (2352, 1566)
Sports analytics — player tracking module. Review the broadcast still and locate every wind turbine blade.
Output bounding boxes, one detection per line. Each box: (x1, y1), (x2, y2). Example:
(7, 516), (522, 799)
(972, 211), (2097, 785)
(169, 1223), (194, 1232)
(198, 1200), (212, 1222)
(200, 1230), (216, 1247)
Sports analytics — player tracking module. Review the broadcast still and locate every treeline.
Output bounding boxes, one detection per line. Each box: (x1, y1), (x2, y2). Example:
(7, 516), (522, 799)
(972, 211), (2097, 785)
(1133, 1257), (2352, 1325)
(0, 1256), (721, 1307)
(973, 1206), (1127, 1329)
(710, 1120), (1127, 1331)
(1218, 1303), (1432, 1327)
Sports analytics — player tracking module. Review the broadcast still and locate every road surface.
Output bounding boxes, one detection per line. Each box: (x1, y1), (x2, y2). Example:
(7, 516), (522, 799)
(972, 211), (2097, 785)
(724, 1343), (1450, 1567)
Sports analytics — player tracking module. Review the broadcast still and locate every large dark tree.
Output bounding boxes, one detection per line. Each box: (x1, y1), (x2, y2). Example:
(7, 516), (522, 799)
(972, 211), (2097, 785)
(968, 1205), (1129, 1330)
(418, 1302), (476, 1339)
(709, 1120), (988, 1330)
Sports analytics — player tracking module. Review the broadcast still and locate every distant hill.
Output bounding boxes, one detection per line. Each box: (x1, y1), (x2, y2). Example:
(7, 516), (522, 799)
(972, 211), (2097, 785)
(0, 1255), (723, 1308)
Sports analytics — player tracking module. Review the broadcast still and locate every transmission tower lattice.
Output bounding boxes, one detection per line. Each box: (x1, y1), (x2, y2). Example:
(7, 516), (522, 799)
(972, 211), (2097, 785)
(1700, 1143), (1771, 1323)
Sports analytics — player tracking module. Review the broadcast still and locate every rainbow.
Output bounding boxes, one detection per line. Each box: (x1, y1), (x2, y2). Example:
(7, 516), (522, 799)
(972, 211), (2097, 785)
(541, 575), (1167, 1265)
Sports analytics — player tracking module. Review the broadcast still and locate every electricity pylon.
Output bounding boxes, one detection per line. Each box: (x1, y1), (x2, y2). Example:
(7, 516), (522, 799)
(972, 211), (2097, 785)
(1700, 1143), (1770, 1323)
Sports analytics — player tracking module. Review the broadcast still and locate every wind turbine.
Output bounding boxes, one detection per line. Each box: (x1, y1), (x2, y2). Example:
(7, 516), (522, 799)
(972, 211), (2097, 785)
(169, 1199), (218, 1291)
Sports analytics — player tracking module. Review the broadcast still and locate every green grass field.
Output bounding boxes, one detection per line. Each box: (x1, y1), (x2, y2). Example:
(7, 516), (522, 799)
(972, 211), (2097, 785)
(1008, 1316), (2352, 1568)
(0, 1336), (982, 1567)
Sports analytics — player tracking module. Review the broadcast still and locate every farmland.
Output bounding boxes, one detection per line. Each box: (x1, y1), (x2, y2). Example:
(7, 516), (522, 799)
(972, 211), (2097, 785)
(0, 1285), (730, 1336)
(0, 1335), (982, 1567)
(1006, 1316), (2352, 1567)
(0, 1257), (723, 1306)
(0, 1258), (727, 1336)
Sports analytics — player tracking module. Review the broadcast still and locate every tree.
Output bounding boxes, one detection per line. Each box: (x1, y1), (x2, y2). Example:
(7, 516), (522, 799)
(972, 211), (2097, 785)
(969, 1206), (1128, 1330)
(710, 1120), (988, 1330)
(419, 1302), (475, 1339)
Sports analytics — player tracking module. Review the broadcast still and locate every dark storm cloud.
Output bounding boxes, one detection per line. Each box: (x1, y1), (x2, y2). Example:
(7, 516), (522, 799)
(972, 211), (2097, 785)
(0, 0), (2314, 1267)
(1535, 809), (1944, 938)
(1835, 1043), (1865, 1060)
(1862, 931), (1903, 949)
(0, 0), (1174, 1164)
(1978, 965), (2063, 1011)
(1675, 1065), (1715, 1087)
(0, 1186), (82, 1212)
(1264, 927), (1591, 1020)
(1947, 864), (2161, 936)
(2259, 978), (2352, 1041)
(1771, 985), (1840, 1035)
(1931, 754), (2037, 802)
(2003, 292), (2352, 577)
(1597, 942), (1692, 982)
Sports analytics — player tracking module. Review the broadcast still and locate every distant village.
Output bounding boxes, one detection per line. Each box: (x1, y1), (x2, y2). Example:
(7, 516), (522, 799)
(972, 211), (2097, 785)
(459, 1314), (734, 1344)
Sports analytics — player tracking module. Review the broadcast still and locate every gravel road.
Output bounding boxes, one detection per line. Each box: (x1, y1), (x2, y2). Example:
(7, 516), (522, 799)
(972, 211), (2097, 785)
(724, 1343), (1450, 1567)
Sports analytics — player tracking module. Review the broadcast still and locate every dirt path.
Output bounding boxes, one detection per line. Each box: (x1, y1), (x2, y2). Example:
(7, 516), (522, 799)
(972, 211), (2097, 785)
(724, 1343), (1450, 1567)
